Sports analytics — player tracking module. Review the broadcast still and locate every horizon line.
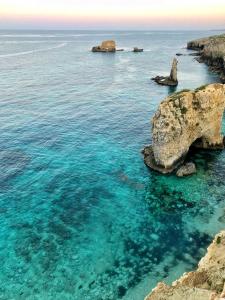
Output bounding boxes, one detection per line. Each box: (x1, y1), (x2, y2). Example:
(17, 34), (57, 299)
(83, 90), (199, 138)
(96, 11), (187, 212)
(0, 28), (225, 31)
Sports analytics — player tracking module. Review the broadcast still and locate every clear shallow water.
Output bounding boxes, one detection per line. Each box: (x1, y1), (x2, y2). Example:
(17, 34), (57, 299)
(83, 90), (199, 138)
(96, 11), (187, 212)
(0, 30), (225, 300)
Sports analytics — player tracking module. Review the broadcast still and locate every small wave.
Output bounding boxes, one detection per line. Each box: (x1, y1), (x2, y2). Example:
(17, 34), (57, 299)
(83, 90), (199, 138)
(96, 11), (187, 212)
(0, 43), (67, 58)
(1, 40), (71, 44)
(0, 34), (56, 38)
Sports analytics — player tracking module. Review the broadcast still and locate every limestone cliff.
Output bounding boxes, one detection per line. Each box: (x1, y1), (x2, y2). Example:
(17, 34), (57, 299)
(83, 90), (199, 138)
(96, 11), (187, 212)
(143, 83), (225, 173)
(145, 231), (225, 300)
(187, 34), (225, 83)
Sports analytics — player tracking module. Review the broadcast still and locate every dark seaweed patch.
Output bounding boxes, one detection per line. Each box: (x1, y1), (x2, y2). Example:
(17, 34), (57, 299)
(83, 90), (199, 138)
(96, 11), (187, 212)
(117, 285), (127, 298)
(145, 182), (195, 214)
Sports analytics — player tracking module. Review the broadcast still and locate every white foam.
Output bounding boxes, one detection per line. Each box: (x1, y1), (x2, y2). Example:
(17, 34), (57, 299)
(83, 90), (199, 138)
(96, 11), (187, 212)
(0, 42), (67, 58)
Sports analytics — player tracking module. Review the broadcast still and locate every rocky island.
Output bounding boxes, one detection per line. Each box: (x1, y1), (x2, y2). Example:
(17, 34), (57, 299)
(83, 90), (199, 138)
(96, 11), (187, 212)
(145, 231), (225, 300)
(152, 58), (178, 86)
(143, 83), (225, 174)
(92, 40), (117, 52)
(187, 34), (225, 83)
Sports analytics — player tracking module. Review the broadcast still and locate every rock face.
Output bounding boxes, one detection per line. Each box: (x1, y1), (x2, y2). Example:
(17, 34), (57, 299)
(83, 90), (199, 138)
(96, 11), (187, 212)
(152, 58), (178, 86)
(145, 231), (225, 300)
(92, 40), (116, 52)
(143, 83), (225, 173)
(187, 34), (225, 83)
(176, 162), (196, 177)
(169, 58), (178, 82)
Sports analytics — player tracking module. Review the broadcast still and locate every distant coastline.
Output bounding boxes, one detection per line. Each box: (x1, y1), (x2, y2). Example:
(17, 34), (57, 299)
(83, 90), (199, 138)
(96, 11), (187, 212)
(187, 33), (225, 82)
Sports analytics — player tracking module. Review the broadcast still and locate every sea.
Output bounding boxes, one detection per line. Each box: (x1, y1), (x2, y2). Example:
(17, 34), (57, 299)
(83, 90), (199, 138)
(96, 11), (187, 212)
(0, 30), (225, 300)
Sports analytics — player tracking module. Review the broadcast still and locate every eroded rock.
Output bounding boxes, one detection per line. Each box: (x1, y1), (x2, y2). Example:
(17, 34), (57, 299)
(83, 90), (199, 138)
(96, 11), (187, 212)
(187, 34), (225, 83)
(92, 40), (116, 52)
(176, 162), (196, 177)
(143, 84), (225, 173)
(145, 231), (225, 300)
(152, 58), (178, 86)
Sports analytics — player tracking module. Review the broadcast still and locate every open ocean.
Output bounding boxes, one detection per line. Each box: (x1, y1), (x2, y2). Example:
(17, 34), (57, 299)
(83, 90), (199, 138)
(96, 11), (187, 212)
(0, 30), (225, 300)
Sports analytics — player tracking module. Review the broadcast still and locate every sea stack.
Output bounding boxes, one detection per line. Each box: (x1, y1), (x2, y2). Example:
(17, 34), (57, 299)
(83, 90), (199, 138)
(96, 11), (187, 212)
(169, 58), (178, 83)
(92, 40), (116, 52)
(143, 83), (225, 174)
(152, 58), (178, 86)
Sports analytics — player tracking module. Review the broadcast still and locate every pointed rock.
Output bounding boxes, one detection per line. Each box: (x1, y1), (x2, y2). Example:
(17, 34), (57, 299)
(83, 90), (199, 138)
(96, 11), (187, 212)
(152, 57), (178, 86)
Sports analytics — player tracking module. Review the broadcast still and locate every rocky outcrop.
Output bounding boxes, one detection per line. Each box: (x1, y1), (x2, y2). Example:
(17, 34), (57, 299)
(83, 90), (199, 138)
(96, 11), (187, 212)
(152, 58), (178, 86)
(176, 162), (196, 177)
(145, 231), (225, 300)
(92, 40), (116, 52)
(143, 83), (225, 174)
(187, 34), (225, 83)
(133, 47), (144, 52)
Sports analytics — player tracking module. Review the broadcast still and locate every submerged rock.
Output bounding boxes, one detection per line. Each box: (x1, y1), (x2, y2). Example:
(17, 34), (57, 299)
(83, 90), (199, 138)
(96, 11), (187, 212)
(152, 58), (178, 86)
(187, 34), (225, 83)
(176, 162), (196, 177)
(143, 83), (225, 174)
(145, 231), (225, 300)
(92, 40), (116, 52)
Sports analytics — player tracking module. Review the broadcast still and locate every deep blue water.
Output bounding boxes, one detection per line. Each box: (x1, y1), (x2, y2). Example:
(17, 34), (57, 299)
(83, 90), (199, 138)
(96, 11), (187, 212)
(0, 30), (225, 300)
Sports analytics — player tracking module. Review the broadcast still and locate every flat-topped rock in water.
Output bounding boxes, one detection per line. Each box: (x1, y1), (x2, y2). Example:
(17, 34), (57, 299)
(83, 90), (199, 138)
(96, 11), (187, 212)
(92, 40), (116, 52)
(143, 83), (225, 174)
(145, 231), (225, 300)
(133, 47), (144, 52)
(187, 34), (225, 82)
(152, 58), (178, 86)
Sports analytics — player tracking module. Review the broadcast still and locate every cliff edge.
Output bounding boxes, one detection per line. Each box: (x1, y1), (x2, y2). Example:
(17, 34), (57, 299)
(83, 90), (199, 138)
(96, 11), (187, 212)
(145, 231), (225, 300)
(187, 34), (225, 83)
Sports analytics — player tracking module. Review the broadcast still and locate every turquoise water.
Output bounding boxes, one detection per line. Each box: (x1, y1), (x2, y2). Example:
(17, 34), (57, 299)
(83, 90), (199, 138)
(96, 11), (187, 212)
(0, 30), (225, 300)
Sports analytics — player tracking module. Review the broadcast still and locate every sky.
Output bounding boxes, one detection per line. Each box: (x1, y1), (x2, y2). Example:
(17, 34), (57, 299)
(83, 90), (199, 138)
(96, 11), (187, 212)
(0, 0), (225, 30)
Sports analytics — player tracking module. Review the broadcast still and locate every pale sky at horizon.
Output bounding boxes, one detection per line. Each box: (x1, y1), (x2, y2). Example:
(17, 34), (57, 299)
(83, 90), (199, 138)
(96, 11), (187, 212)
(0, 0), (225, 30)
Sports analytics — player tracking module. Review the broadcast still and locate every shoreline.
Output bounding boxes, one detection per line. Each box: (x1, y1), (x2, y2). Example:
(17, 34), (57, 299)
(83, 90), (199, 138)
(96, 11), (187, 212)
(145, 231), (225, 300)
(187, 34), (225, 83)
